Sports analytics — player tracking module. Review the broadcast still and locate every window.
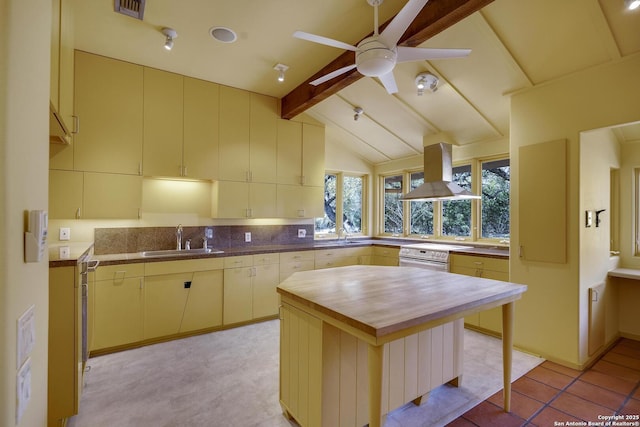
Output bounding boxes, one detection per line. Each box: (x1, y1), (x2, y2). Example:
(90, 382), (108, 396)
(481, 159), (510, 239)
(383, 175), (404, 235)
(409, 171), (434, 236)
(315, 173), (366, 237)
(442, 165), (472, 237)
(379, 155), (510, 243)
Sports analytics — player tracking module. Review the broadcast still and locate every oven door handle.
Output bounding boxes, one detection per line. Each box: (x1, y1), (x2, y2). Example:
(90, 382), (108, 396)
(399, 257), (448, 271)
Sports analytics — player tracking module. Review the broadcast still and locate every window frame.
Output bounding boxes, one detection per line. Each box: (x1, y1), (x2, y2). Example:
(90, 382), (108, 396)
(377, 154), (510, 244)
(315, 171), (368, 240)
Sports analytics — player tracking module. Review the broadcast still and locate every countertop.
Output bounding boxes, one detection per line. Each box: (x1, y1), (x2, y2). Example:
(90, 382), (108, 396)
(48, 238), (508, 268)
(277, 265), (526, 340)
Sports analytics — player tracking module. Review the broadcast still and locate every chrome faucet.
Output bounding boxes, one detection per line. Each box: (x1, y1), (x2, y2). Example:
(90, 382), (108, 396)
(176, 224), (183, 250)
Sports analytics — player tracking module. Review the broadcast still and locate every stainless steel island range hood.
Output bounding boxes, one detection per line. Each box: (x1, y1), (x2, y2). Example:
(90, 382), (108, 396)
(400, 142), (480, 201)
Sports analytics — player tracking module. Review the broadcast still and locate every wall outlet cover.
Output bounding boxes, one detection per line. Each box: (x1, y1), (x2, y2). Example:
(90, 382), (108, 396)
(245, 232), (251, 242)
(17, 305), (35, 369)
(59, 227), (71, 241)
(298, 229), (306, 238)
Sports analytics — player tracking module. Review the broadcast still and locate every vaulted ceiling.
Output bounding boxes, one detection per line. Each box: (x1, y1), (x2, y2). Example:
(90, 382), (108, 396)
(72, 0), (640, 164)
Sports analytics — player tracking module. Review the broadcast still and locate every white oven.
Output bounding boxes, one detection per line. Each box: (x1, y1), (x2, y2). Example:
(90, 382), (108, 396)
(398, 243), (471, 272)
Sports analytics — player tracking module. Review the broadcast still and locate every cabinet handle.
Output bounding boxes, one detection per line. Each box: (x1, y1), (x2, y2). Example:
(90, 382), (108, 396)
(300, 175), (305, 185)
(139, 278), (143, 289)
(75, 207), (81, 219)
(137, 208), (141, 219)
(183, 165), (188, 177)
(138, 162), (142, 176)
(474, 262), (483, 266)
(72, 115), (79, 134)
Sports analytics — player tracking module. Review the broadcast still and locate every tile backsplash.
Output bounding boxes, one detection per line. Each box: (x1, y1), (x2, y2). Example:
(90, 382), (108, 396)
(94, 225), (315, 255)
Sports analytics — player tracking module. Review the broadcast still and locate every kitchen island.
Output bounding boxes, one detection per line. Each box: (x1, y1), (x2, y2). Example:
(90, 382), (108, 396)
(277, 265), (527, 427)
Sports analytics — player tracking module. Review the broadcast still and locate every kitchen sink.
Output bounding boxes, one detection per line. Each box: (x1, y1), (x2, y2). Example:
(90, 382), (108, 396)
(140, 248), (224, 257)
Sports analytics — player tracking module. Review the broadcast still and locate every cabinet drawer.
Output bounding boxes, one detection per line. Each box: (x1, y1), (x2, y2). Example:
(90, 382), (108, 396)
(280, 260), (315, 281)
(279, 250), (314, 263)
(315, 246), (371, 259)
(253, 253), (279, 266)
(224, 255), (254, 269)
(372, 246), (400, 257)
(144, 258), (224, 276)
(450, 254), (508, 273)
(315, 257), (359, 270)
(94, 263), (145, 281)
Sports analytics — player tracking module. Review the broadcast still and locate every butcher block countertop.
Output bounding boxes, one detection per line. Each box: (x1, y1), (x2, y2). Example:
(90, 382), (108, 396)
(277, 265), (527, 342)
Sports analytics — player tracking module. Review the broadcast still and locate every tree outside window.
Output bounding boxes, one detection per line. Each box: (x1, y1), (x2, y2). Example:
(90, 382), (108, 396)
(442, 165), (472, 237)
(481, 159), (510, 239)
(384, 175), (403, 234)
(315, 173), (365, 237)
(315, 174), (337, 235)
(343, 175), (363, 233)
(409, 171), (433, 235)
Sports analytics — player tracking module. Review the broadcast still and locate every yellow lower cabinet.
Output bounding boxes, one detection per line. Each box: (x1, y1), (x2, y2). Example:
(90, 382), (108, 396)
(279, 251), (315, 282)
(449, 254), (509, 334)
(143, 272), (192, 340)
(252, 257), (280, 319)
(371, 246), (400, 266)
(314, 247), (371, 269)
(223, 265), (253, 325)
(179, 269), (223, 333)
(49, 266), (81, 426)
(92, 264), (144, 351)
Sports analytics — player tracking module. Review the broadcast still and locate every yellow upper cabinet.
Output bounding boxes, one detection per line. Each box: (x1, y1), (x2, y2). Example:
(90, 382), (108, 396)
(249, 94), (278, 183)
(219, 86), (251, 181)
(143, 68), (184, 178)
(74, 51), (143, 175)
(302, 123), (325, 187)
(50, 0), (74, 137)
(183, 77), (220, 181)
(277, 120), (302, 185)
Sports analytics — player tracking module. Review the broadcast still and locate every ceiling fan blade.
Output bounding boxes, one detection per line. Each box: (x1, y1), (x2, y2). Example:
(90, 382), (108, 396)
(397, 46), (471, 62)
(310, 64), (358, 86)
(293, 31), (358, 52)
(379, 0), (429, 48)
(378, 71), (399, 94)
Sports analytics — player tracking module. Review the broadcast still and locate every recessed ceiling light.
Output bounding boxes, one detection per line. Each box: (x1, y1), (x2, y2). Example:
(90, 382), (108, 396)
(209, 27), (237, 43)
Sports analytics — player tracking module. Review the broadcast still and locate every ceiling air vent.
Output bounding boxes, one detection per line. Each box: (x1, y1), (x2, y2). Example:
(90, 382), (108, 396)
(114, 0), (146, 20)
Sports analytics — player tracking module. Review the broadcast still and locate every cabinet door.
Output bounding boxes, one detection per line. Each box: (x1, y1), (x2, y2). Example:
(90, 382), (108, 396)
(277, 184), (322, 218)
(180, 270), (223, 332)
(93, 277), (143, 350)
(74, 51), (143, 174)
(302, 185), (324, 218)
(219, 86), (250, 181)
(250, 94), (278, 183)
(183, 77), (219, 180)
(213, 181), (249, 218)
(249, 182), (277, 218)
(49, 169), (83, 219)
(302, 124), (325, 187)
(223, 267), (253, 324)
(277, 120), (302, 185)
(143, 273), (192, 340)
(143, 68), (184, 177)
(252, 263), (280, 318)
(83, 172), (142, 219)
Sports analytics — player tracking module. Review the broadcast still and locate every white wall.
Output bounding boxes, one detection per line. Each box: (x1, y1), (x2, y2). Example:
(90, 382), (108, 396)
(1, 0), (51, 425)
(510, 54), (640, 367)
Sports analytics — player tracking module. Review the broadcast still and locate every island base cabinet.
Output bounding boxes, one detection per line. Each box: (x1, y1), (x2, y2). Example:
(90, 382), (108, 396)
(280, 303), (463, 427)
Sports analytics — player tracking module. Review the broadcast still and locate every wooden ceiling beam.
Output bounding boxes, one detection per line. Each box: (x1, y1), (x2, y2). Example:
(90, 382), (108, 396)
(281, 0), (494, 119)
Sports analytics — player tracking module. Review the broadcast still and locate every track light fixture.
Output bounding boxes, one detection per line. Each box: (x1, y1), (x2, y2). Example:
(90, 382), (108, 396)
(415, 72), (439, 96)
(353, 107), (364, 121)
(162, 28), (177, 51)
(273, 64), (289, 83)
(625, 0), (640, 10)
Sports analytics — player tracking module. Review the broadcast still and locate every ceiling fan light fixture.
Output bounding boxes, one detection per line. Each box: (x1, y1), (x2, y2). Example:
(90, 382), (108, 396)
(625, 0), (640, 9)
(161, 28), (177, 51)
(356, 38), (397, 77)
(415, 72), (438, 96)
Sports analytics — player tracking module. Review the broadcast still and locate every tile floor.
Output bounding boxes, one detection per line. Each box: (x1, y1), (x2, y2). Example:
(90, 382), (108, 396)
(447, 338), (640, 427)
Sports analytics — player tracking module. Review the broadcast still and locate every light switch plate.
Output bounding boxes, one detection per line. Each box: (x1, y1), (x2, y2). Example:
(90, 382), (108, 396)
(16, 357), (31, 425)
(585, 210), (593, 228)
(245, 232), (251, 242)
(17, 305), (35, 369)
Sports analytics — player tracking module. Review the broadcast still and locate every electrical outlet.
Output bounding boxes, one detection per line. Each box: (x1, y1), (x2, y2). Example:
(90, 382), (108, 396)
(245, 232), (251, 242)
(59, 227), (71, 241)
(205, 228), (213, 239)
(17, 305), (35, 369)
(59, 246), (70, 259)
(16, 358), (31, 424)
(298, 229), (306, 238)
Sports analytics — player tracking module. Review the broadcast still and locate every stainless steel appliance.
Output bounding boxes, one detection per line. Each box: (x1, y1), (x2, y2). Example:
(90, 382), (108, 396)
(78, 255), (99, 363)
(399, 243), (471, 271)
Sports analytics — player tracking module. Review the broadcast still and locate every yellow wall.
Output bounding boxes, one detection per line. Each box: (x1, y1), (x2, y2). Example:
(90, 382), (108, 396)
(1, 0), (51, 425)
(510, 55), (640, 367)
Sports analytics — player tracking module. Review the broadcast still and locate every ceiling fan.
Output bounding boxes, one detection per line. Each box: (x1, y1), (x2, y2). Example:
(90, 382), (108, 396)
(293, 0), (471, 94)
